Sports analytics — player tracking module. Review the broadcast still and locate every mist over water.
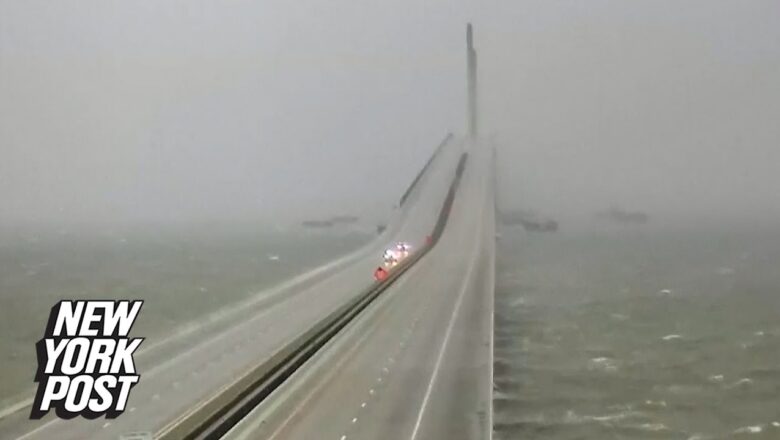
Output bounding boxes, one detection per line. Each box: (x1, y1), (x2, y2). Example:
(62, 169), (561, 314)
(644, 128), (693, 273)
(2, 1), (779, 227)
(1, 1), (779, 437)
(0, 224), (370, 404)
(494, 226), (780, 439)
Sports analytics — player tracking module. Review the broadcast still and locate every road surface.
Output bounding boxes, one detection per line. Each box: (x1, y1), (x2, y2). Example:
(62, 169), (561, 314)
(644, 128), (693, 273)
(224, 140), (495, 440)
(2, 138), (467, 440)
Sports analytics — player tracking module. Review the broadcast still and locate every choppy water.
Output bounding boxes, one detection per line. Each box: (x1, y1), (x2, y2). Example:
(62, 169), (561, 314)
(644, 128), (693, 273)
(494, 226), (780, 439)
(0, 223), (370, 404)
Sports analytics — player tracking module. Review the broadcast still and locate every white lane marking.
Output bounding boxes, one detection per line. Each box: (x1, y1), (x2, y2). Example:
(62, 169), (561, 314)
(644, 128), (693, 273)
(9, 157), (452, 440)
(135, 231), (401, 385)
(340, 435), (347, 440)
(139, 305), (275, 379)
(15, 419), (59, 440)
(0, 398), (33, 421)
(409, 226), (481, 440)
(102, 422), (111, 429)
(486, 212), (496, 440)
(361, 402), (367, 408)
(129, 407), (136, 413)
(4, 251), (365, 426)
(258, 260), (432, 440)
(146, 236), (393, 386)
(263, 320), (380, 440)
(351, 417), (357, 424)
(369, 389), (375, 395)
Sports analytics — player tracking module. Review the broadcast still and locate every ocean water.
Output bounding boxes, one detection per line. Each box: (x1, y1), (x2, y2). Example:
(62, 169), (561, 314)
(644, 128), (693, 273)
(494, 225), (780, 439)
(0, 223), (370, 404)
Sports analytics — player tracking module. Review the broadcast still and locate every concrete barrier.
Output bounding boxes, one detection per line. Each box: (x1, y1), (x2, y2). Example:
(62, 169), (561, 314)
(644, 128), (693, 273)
(157, 152), (469, 440)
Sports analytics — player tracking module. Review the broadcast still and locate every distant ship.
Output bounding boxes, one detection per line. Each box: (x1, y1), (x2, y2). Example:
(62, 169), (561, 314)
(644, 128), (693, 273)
(499, 210), (558, 232)
(301, 220), (334, 228)
(301, 214), (360, 229)
(596, 206), (649, 225)
(329, 215), (359, 224)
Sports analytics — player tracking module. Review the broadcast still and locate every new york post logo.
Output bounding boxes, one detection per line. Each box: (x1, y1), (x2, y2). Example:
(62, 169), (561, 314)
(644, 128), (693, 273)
(31, 300), (144, 419)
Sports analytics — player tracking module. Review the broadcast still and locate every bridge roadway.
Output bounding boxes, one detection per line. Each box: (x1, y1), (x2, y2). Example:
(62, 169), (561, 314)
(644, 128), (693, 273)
(225, 139), (495, 440)
(3, 137), (469, 440)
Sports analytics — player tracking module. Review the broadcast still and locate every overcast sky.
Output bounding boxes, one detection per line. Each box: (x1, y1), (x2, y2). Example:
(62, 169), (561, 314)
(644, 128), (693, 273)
(1, 1), (778, 227)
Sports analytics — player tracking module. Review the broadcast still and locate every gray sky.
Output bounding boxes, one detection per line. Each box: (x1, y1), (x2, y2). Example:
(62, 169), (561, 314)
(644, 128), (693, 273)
(1, 1), (778, 226)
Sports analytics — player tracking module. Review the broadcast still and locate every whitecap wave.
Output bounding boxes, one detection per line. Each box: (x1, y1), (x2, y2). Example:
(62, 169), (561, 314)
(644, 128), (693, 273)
(564, 409), (645, 424)
(643, 399), (667, 408)
(588, 357), (619, 372)
(733, 424), (762, 434)
(634, 422), (668, 431)
(726, 377), (753, 389)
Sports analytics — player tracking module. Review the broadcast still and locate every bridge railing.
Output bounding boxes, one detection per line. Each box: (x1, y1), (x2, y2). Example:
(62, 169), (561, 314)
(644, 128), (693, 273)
(399, 133), (453, 207)
(156, 151), (469, 440)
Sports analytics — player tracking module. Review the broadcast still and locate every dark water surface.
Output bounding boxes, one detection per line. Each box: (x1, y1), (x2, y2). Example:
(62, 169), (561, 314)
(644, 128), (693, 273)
(494, 226), (780, 439)
(0, 223), (370, 405)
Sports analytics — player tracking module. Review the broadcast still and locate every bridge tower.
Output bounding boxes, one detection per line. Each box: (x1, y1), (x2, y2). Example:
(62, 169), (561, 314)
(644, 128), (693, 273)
(466, 23), (478, 138)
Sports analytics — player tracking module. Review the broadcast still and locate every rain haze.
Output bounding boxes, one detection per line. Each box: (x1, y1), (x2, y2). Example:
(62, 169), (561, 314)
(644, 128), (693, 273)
(1, 0), (778, 227)
(2, 1), (780, 439)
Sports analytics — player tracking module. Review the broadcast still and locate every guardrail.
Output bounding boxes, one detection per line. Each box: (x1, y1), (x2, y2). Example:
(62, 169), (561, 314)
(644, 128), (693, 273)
(398, 133), (453, 207)
(157, 151), (469, 440)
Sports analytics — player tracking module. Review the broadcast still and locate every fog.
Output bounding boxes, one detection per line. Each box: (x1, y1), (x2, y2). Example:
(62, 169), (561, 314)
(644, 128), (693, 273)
(1, 1), (778, 229)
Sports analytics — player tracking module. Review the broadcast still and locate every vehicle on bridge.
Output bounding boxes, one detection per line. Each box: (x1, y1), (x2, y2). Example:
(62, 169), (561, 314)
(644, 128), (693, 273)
(383, 248), (400, 267)
(373, 265), (389, 281)
(383, 242), (412, 267)
(395, 241), (411, 257)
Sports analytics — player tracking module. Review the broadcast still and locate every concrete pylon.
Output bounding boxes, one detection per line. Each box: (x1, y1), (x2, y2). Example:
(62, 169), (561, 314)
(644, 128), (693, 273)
(466, 23), (478, 138)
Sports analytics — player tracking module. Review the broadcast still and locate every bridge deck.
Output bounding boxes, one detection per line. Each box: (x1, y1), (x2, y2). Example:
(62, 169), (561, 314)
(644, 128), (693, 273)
(225, 140), (495, 440)
(3, 138), (468, 440)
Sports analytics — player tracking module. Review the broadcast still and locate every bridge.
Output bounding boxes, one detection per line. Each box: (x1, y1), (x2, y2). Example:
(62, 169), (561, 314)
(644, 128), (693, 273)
(3, 24), (495, 440)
